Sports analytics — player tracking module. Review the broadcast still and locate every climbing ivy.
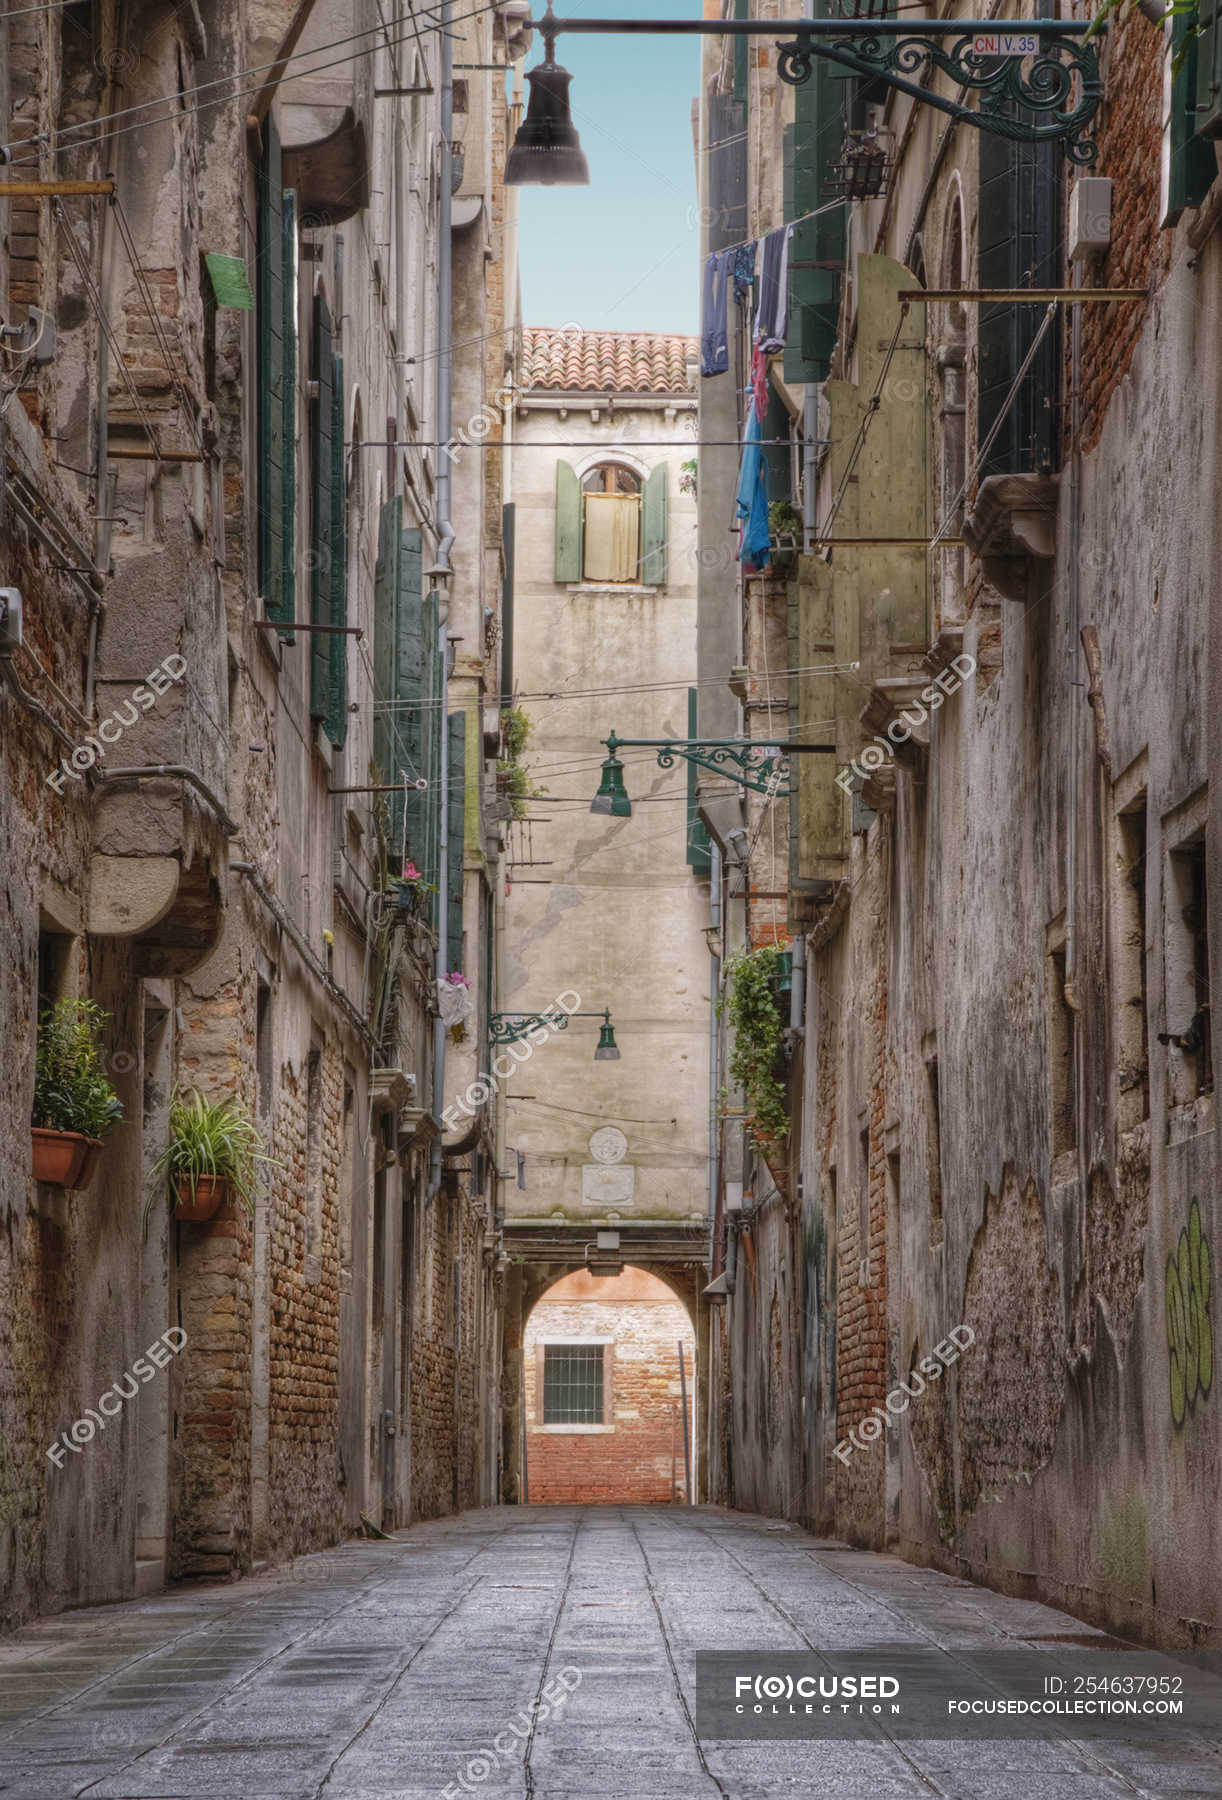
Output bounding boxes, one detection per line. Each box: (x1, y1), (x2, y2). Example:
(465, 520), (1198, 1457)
(721, 947), (789, 1142)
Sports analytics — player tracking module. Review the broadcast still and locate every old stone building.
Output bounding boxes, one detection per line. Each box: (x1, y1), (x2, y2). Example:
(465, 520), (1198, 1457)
(695, 0), (1221, 1648)
(1, 0), (521, 1626)
(496, 326), (713, 1501)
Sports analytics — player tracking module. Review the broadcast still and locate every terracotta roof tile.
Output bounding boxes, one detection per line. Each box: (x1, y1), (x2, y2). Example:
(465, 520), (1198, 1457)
(521, 326), (698, 396)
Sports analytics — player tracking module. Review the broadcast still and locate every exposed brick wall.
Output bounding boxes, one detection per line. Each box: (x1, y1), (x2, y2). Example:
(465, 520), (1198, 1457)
(523, 1269), (696, 1504)
(832, 825), (890, 1541)
(1076, 13), (1171, 454)
(410, 1183), (489, 1520)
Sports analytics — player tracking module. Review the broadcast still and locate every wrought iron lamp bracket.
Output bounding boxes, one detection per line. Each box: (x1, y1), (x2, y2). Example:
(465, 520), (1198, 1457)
(774, 28), (1101, 165)
(605, 734), (793, 799)
(489, 1011), (573, 1046)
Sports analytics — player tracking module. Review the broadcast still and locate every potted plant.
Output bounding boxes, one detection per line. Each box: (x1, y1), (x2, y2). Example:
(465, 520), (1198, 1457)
(147, 1086), (277, 1225)
(31, 997), (124, 1189)
(768, 500), (803, 569)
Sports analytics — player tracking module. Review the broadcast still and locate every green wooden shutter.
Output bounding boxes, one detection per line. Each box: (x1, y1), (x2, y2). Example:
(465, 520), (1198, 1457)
(310, 293), (333, 724)
(1196, 0), (1222, 137)
(783, 7), (845, 387)
(397, 527), (425, 871)
(280, 190), (297, 640)
(555, 460), (583, 581)
(641, 463), (668, 585)
(446, 711), (466, 971)
(327, 354), (347, 748)
(1166, 14), (1217, 222)
(373, 497), (403, 791)
(686, 687), (712, 875)
(977, 125), (1061, 478)
(257, 124), (289, 629)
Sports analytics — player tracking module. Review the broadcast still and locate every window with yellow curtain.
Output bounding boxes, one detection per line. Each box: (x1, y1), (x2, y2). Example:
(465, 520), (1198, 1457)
(582, 464), (641, 583)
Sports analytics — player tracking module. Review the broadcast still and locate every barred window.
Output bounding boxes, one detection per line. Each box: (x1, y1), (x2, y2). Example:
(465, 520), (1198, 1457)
(543, 1344), (605, 1425)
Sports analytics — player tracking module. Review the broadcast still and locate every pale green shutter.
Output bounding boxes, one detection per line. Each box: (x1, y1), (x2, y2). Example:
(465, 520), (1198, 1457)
(373, 497), (403, 790)
(641, 462), (668, 585)
(555, 460), (583, 582)
(446, 712), (466, 970)
(1166, 14), (1217, 222)
(397, 527), (425, 870)
(686, 687), (712, 875)
(327, 354), (347, 749)
(280, 189), (297, 639)
(257, 123), (288, 628)
(784, 1), (845, 387)
(309, 293), (333, 723)
(977, 127), (1061, 477)
(1196, 0), (1222, 138)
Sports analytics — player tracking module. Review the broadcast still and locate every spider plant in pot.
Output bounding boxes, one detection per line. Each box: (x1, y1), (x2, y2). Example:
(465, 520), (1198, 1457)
(148, 1087), (277, 1225)
(31, 997), (124, 1190)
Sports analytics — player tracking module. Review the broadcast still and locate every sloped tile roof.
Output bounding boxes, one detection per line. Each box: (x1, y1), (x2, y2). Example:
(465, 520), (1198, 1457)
(522, 327), (698, 395)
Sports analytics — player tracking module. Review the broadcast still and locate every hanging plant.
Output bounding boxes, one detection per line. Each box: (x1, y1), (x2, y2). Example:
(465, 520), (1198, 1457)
(679, 458), (698, 499)
(720, 947), (789, 1143)
(497, 705), (546, 821)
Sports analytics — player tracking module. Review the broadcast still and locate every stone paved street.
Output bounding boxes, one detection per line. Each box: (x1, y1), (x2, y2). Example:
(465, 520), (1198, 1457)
(1, 1506), (1219, 1800)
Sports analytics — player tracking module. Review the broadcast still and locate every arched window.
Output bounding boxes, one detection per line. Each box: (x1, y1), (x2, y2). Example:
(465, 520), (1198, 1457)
(582, 462), (642, 583)
(555, 458), (668, 586)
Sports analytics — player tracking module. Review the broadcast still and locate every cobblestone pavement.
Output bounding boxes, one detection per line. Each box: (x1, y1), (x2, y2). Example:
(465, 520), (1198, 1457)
(0, 1506), (1219, 1800)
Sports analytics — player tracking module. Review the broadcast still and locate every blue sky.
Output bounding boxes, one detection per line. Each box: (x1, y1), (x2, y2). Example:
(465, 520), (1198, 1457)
(515, 0), (703, 336)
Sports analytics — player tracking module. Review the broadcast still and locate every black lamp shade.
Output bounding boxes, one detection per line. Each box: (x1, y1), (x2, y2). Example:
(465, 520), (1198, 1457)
(505, 60), (590, 186)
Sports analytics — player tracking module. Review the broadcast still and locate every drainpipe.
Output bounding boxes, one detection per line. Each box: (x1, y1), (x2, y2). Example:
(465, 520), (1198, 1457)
(429, 0), (457, 1198)
(707, 841), (722, 1267)
(789, 931), (806, 1035)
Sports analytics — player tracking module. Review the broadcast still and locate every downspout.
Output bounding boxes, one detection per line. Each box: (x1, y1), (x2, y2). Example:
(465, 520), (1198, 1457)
(707, 841), (722, 1268)
(429, 0), (456, 1197)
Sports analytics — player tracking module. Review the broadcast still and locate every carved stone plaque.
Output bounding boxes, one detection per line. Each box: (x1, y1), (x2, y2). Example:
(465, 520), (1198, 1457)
(581, 1162), (635, 1208)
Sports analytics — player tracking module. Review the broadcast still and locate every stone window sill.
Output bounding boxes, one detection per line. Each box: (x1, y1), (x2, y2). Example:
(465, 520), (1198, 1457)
(566, 583), (660, 597)
(536, 1422), (615, 1434)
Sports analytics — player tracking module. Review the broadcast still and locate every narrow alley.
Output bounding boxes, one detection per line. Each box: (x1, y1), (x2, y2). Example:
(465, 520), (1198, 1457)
(1, 1507), (1215, 1800)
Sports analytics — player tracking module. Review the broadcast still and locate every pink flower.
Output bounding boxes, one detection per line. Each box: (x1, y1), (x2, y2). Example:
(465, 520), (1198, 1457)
(402, 861), (421, 880)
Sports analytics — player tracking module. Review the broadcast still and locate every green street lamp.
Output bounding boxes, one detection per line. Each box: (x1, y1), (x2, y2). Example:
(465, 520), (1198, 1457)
(590, 746), (631, 817)
(593, 1011), (620, 1061)
(490, 1008), (621, 1057)
(590, 731), (835, 818)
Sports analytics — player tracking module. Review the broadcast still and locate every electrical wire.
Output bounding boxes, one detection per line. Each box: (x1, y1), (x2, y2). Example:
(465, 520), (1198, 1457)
(54, 198), (163, 455)
(3, 0), (507, 166)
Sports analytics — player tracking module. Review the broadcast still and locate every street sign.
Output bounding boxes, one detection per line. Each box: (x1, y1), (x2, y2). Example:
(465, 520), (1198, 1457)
(971, 31), (1039, 56)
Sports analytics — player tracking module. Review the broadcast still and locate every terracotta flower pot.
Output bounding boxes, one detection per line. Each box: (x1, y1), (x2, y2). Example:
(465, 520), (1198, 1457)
(31, 1128), (103, 1189)
(173, 1174), (229, 1222)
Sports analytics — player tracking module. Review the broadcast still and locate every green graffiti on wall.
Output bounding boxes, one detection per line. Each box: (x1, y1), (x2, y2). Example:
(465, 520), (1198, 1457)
(1166, 1198), (1212, 1428)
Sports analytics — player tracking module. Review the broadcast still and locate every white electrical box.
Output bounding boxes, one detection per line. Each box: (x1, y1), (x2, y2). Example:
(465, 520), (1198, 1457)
(1068, 178), (1112, 261)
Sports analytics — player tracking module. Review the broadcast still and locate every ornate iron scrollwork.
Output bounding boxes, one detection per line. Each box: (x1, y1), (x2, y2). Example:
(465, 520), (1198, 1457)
(652, 740), (793, 797)
(776, 29), (1101, 165)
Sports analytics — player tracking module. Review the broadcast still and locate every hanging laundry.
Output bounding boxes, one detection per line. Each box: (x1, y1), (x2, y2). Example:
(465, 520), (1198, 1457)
(754, 224), (793, 353)
(750, 345), (769, 424)
(733, 241), (757, 305)
(736, 411), (771, 572)
(700, 248), (733, 377)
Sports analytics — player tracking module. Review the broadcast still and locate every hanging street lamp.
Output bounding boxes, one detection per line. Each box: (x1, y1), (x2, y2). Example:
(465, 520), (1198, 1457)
(590, 731), (835, 818)
(504, 7), (589, 185)
(490, 1008), (622, 1056)
(593, 1011), (621, 1061)
(505, 8), (1103, 180)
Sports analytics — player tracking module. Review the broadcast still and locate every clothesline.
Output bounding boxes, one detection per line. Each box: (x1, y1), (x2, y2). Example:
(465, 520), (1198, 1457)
(709, 197), (849, 265)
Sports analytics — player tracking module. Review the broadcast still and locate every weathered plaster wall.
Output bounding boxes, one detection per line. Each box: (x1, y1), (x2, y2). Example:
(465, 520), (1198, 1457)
(502, 393), (710, 1239)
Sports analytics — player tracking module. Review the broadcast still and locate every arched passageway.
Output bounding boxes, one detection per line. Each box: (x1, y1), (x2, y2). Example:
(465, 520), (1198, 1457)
(521, 1266), (698, 1504)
